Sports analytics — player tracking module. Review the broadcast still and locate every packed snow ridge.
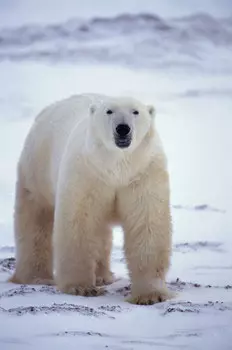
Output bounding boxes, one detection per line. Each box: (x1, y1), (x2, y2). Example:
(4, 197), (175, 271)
(0, 12), (232, 71)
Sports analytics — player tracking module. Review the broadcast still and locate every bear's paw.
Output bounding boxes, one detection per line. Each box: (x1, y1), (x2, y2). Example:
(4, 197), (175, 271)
(96, 271), (115, 286)
(8, 274), (54, 286)
(127, 288), (175, 305)
(60, 284), (106, 297)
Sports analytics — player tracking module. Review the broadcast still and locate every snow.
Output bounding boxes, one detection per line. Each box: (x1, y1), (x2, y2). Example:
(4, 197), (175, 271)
(1, 13), (232, 73)
(0, 4), (232, 350)
(1, 0), (231, 27)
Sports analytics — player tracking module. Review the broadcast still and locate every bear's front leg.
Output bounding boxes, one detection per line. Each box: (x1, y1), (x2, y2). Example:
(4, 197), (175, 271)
(53, 170), (114, 297)
(117, 160), (173, 305)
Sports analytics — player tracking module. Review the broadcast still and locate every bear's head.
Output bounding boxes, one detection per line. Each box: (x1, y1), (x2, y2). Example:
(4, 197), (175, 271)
(90, 96), (155, 152)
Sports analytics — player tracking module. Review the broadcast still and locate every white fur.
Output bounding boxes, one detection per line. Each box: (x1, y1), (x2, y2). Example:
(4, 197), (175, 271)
(9, 93), (173, 305)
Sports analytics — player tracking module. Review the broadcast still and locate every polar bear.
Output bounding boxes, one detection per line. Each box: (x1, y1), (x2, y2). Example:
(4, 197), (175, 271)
(9, 93), (172, 305)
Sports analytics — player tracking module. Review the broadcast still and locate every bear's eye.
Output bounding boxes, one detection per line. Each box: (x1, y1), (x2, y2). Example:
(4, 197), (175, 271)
(133, 110), (139, 115)
(106, 109), (113, 115)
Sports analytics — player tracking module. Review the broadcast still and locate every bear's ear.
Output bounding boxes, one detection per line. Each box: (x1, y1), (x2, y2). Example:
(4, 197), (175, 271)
(147, 105), (156, 118)
(90, 105), (96, 114)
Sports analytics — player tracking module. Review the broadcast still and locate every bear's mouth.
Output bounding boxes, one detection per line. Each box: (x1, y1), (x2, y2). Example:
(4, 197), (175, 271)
(114, 136), (132, 148)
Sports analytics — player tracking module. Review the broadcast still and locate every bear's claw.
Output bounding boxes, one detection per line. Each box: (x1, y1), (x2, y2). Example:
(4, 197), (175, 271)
(8, 274), (55, 286)
(127, 289), (175, 305)
(96, 272), (115, 286)
(60, 285), (106, 297)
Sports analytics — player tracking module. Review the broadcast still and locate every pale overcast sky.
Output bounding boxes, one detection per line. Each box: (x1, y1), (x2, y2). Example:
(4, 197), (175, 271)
(0, 0), (231, 27)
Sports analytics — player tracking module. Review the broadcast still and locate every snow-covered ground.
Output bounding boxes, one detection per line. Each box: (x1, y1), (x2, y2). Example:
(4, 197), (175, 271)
(0, 3), (232, 349)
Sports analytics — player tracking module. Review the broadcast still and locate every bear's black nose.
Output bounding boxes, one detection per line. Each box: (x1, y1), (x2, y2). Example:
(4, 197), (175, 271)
(115, 124), (131, 138)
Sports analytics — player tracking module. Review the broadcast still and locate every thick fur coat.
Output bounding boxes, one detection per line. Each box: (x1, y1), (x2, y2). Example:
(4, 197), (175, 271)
(9, 93), (172, 305)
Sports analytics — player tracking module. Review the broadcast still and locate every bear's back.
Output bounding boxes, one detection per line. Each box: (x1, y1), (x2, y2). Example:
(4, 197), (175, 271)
(19, 94), (102, 205)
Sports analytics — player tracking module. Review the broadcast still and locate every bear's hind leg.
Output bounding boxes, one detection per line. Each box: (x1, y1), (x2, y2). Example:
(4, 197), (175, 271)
(9, 179), (54, 285)
(96, 225), (114, 286)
